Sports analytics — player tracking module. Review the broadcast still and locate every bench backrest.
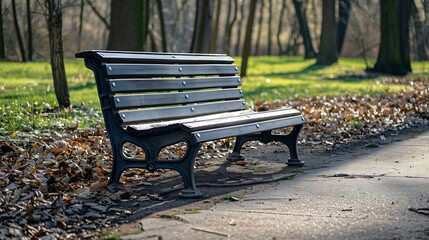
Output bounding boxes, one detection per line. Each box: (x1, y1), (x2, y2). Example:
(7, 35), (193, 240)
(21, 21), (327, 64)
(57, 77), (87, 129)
(76, 51), (246, 125)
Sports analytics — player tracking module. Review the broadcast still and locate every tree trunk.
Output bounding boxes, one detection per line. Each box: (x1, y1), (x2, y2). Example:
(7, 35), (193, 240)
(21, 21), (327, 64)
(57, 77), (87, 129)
(12, 0), (27, 62)
(423, 0), (429, 50)
(46, 0), (70, 108)
(411, 0), (427, 60)
(0, 0), (5, 60)
(267, 0), (273, 55)
(190, 0), (200, 52)
(277, 0), (286, 55)
(86, 0), (110, 29)
(372, 0), (412, 75)
(156, 0), (167, 52)
(143, 0), (150, 50)
(292, 0), (315, 59)
(192, 0), (211, 53)
(26, 0), (33, 61)
(77, 0), (84, 51)
(316, 0), (338, 65)
(224, 0), (237, 55)
(235, 1), (245, 56)
(210, 0), (221, 53)
(337, 0), (351, 54)
(240, 0), (257, 78)
(107, 0), (144, 51)
(254, 0), (264, 55)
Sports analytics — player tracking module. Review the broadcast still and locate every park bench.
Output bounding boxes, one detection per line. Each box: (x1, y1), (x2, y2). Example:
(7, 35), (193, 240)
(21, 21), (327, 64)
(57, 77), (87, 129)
(76, 50), (306, 198)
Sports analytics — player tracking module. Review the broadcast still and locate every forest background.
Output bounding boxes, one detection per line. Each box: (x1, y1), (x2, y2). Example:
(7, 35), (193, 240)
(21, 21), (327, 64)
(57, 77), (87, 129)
(1, 0), (427, 63)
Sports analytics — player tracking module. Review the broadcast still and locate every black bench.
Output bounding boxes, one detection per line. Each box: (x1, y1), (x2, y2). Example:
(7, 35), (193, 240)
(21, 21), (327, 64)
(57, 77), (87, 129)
(76, 50), (305, 198)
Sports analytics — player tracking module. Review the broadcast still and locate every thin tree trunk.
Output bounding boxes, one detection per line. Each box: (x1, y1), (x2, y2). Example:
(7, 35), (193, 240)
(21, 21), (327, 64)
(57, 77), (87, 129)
(156, 0), (167, 52)
(277, 0), (286, 55)
(26, 0), (33, 61)
(316, 0), (338, 65)
(235, 1), (244, 56)
(292, 0), (315, 59)
(210, 0), (221, 53)
(0, 0), (5, 60)
(411, 0), (427, 60)
(77, 0), (84, 51)
(195, 0), (211, 53)
(190, 0), (200, 52)
(12, 0), (27, 62)
(350, 4), (369, 68)
(255, 0), (264, 55)
(241, 0), (257, 78)
(86, 0), (110, 29)
(46, 0), (70, 107)
(337, 0), (351, 54)
(143, 0), (150, 50)
(267, 0), (273, 55)
(423, 0), (429, 49)
(224, 0), (237, 54)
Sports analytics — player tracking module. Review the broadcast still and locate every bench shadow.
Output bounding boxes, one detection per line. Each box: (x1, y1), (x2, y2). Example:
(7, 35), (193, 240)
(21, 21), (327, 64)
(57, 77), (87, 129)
(92, 148), (303, 226)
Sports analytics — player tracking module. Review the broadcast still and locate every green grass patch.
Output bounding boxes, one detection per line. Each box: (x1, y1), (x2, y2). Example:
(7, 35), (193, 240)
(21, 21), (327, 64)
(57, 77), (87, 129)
(238, 56), (425, 101)
(0, 57), (428, 135)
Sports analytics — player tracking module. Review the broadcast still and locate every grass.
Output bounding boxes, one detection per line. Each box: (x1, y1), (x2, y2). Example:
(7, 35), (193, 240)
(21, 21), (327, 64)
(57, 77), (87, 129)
(0, 57), (428, 135)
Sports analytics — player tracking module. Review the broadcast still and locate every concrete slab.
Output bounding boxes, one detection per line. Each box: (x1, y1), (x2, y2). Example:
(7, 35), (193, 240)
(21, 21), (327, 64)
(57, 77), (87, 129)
(122, 129), (429, 240)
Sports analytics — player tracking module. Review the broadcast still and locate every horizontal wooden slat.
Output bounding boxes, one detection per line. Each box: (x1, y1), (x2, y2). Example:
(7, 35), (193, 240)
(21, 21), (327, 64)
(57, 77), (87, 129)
(184, 108), (302, 131)
(114, 89), (244, 109)
(109, 76), (241, 93)
(76, 51), (234, 64)
(192, 115), (306, 142)
(117, 100), (247, 124)
(127, 110), (254, 133)
(105, 64), (239, 78)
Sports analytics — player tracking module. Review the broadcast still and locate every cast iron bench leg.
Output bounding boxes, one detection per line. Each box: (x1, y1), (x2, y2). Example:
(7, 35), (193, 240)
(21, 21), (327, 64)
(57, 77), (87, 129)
(177, 142), (203, 198)
(107, 142), (126, 192)
(227, 124), (304, 166)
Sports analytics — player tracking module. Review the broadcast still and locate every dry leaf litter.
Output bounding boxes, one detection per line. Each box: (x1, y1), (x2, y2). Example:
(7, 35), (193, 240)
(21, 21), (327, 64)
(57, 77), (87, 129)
(0, 77), (428, 239)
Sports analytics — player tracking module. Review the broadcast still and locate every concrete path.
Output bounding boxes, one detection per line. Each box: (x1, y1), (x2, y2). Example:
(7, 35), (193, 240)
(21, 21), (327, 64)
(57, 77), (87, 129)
(122, 129), (429, 240)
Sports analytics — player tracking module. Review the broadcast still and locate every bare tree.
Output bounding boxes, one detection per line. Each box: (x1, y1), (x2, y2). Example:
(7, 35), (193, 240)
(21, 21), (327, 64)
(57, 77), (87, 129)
(86, 0), (110, 29)
(292, 0), (316, 59)
(77, 0), (84, 51)
(190, 0), (211, 53)
(26, 0), (33, 61)
(241, 0), (257, 78)
(411, 0), (427, 60)
(45, 0), (70, 107)
(267, 0), (273, 55)
(235, 0), (245, 56)
(224, 0), (237, 55)
(210, 0), (221, 53)
(337, 0), (351, 54)
(156, 0), (167, 52)
(0, 0), (5, 60)
(277, 0), (286, 55)
(254, 0), (264, 55)
(316, 0), (338, 65)
(12, 0), (27, 62)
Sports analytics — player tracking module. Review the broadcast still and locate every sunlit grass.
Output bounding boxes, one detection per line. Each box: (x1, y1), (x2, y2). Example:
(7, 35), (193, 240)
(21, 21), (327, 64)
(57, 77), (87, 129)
(237, 56), (425, 101)
(0, 56), (428, 135)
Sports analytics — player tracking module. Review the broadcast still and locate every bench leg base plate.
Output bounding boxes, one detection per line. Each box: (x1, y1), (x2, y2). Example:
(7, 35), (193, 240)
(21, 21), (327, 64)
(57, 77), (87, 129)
(287, 158), (305, 167)
(226, 152), (245, 162)
(179, 189), (204, 198)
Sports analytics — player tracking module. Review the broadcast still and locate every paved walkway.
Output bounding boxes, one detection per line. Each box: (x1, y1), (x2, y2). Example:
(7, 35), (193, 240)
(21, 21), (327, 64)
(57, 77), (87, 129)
(123, 128), (429, 240)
